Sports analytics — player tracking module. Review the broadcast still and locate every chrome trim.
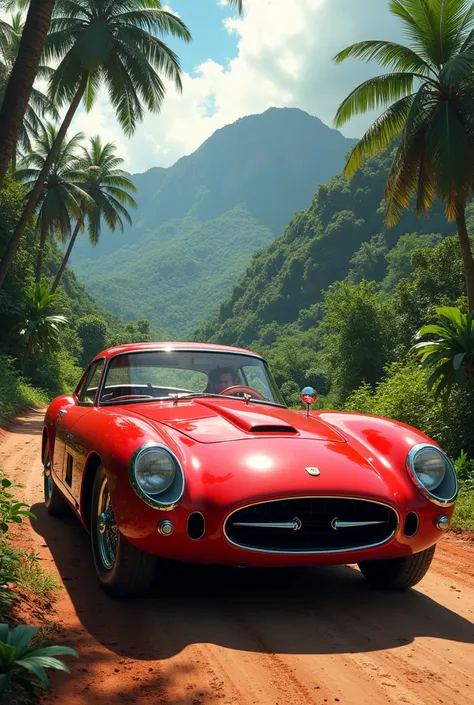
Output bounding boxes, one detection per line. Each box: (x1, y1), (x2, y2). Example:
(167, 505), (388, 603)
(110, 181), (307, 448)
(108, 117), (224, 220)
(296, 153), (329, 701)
(158, 520), (174, 536)
(97, 348), (285, 408)
(406, 443), (459, 507)
(330, 518), (385, 530)
(233, 517), (302, 531)
(44, 459), (51, 478)
(128, 441), (185, 511)
(435, 514), (450, 531)
(305, 467), (320, 477)
(96, 476), (118, 570)
(223, 495), (400, 555)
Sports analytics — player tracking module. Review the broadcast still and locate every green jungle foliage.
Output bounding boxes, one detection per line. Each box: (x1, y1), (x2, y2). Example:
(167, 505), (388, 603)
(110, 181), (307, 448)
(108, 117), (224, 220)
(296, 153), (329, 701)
(70, 108), (357, 334)
(195, 146), (474, 514)
(196, 147), (458, 348)
(0, 177), (159, 412)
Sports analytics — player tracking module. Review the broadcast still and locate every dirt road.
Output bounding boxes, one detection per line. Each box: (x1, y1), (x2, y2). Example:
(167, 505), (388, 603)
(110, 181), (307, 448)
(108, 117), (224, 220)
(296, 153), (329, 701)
(1, 409), (474, 705)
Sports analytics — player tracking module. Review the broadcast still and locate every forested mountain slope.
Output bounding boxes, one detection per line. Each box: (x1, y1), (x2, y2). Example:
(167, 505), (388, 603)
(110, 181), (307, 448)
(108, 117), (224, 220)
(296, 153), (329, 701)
(196, 148), (457, 347)
(70, 107), (357, 333)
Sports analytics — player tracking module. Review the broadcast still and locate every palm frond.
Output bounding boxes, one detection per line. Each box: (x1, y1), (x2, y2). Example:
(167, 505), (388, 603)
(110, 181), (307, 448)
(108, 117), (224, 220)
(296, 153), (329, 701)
(343, 93), (415, 177)
(426, 101), (472, 218)
(333, 39), (434, 74)
(334, 72), (417, 128)
(384, 86), (433, 224)
(225, 0), (243, 13)
(389, 0), (439, 61)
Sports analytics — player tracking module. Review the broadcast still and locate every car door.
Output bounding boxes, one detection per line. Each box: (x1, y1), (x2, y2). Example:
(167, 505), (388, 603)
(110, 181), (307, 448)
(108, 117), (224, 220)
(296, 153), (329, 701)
(60, 359), (105, 506)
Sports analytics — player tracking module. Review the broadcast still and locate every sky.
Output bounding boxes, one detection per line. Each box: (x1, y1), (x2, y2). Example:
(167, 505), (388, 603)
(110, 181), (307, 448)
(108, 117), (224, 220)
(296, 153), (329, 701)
(3, 0), (407, 174)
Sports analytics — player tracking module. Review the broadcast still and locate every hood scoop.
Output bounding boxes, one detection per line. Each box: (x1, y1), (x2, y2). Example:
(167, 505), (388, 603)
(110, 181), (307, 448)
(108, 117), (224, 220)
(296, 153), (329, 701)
(195, 401), (299, 435)
(248, 424), (297, 434)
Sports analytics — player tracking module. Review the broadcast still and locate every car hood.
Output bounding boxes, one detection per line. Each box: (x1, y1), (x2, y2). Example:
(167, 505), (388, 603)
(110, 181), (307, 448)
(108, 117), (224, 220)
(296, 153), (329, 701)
(130, 398), (347, 444)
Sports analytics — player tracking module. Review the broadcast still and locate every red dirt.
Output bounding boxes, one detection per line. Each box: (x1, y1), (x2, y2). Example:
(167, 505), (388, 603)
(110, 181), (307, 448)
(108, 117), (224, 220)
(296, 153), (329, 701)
(1, 409), (474, 705)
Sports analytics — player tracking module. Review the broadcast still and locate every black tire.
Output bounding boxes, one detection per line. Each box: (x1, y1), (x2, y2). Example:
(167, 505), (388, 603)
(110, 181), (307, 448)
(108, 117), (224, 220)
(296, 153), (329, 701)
(358, 545), (436, 590)
(90, 464), (157, 598)
(43, 440), (68, 516)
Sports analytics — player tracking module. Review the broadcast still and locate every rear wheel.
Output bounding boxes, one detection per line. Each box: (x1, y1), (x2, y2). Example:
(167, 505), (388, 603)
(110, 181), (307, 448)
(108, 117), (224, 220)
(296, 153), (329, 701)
(43, 440), (68, 516)
(90, 465), (157, 598)
(358, 545), (436, 590)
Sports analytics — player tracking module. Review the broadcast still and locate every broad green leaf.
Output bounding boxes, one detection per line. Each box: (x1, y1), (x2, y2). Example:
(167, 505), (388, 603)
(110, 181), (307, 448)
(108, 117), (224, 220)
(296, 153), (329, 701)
(22, 645), (79, 659)
(0, 642), (16, 666)
(14, 659), (50, 688)
(453, 351), (467, 369)
(7, 625), (38, 653)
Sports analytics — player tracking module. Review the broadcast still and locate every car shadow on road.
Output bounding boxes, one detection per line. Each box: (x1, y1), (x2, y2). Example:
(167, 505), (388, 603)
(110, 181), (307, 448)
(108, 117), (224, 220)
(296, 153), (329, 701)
(30, 502), (474, 662)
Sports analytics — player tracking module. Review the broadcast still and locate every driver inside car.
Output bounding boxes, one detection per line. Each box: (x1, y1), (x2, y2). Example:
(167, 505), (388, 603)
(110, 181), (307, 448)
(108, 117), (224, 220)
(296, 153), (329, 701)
(207, 367), (240, 394)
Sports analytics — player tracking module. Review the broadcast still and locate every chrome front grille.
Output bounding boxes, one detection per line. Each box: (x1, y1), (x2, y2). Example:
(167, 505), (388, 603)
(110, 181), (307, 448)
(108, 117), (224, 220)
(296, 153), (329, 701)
(224, 497), (398, 553)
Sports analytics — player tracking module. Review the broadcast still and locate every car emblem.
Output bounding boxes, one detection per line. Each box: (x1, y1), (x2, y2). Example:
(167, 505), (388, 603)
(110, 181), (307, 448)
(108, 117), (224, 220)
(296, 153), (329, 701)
(305, 466), (320, 476)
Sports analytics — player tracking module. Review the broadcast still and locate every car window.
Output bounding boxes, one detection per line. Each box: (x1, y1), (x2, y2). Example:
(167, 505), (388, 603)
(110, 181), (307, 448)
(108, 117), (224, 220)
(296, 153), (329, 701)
(78, 360), (104, 405)
(105, 365), (207, 392)
(98, 351), (285, 405)
(241, 364), (274, 399)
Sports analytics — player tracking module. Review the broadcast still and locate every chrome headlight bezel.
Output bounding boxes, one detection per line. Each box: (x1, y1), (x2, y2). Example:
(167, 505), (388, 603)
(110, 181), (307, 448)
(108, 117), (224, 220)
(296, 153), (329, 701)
(406, 443), (458, 507)
(129, 442), (185, 511)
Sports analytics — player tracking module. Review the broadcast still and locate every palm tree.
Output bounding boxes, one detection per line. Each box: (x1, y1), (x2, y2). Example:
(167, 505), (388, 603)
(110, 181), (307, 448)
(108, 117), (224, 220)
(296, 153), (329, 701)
(0, 0), (56, 190)
(0, 0), (191, 290)
(412, 305), (474, 401)
(15, 123), (92, 283)
(333, 0), (474, 313)
(19, 283), (67, 365)
(0, 11), (59, 170)
(50, 135), (138, 294)
(0, 0), (243, 194)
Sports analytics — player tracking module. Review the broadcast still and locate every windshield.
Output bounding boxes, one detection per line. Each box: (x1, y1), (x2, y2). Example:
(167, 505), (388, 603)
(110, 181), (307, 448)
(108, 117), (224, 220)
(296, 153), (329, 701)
(99, 350), (285, 406)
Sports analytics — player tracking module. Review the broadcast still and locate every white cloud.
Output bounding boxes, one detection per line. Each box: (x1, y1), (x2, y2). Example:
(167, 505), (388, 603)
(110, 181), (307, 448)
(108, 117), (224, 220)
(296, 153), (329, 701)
(8, 1), (407, 173)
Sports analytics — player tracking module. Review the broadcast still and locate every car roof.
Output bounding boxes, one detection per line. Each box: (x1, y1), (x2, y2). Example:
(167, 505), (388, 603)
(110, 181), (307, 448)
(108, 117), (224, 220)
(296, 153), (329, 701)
(94, 341), (263, 361)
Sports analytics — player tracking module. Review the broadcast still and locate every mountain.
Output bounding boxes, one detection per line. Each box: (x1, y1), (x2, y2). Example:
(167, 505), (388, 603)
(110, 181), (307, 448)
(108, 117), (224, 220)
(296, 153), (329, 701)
(71, 107), (357, 334)
(195, 146), (457, 349)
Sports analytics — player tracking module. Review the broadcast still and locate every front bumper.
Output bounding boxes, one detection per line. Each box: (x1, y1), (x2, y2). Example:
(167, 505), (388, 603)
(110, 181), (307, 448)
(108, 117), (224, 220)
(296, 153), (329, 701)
(118, 493), (455, 568)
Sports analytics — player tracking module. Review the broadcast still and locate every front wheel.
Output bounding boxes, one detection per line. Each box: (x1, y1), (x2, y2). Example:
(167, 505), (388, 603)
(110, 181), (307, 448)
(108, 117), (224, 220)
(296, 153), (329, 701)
(90, 465), (157, 598)
(358, 545), (436, 590)
(43, 440), (68, 516)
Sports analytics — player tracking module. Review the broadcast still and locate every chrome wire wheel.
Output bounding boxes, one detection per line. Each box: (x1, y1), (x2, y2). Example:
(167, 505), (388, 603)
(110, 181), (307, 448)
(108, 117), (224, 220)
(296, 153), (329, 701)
(44, 458), (53, 502)
(96, 477), (119, 571)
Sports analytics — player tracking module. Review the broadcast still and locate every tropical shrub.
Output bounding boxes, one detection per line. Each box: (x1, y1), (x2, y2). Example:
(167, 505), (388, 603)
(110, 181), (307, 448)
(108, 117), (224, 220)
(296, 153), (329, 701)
(412, 306), (474, 401)
(0, 356), (48, 428)
(0, 624), (78, 697)
(345, 359), (474, 459)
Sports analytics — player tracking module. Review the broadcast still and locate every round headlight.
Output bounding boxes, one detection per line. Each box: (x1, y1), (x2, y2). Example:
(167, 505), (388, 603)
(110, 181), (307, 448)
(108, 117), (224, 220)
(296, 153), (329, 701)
(411, 446), (446, 491)
(134, 447), (176, 496)
(407, 443), (458, 507)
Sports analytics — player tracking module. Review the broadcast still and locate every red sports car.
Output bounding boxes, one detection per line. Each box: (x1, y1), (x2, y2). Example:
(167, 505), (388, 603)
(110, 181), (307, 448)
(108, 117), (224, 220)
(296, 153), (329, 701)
(42, 342), (458, 597)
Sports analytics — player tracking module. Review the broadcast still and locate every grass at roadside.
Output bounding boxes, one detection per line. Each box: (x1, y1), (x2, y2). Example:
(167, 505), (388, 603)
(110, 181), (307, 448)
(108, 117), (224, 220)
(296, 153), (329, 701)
(451, 484), (474, 531)
(1, 470), (75, 704)
(0, 356), (48, 428)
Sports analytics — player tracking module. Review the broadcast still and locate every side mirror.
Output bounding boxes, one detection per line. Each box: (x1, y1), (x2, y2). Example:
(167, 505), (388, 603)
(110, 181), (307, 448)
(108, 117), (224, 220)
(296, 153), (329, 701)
(301, 386), (317, 417)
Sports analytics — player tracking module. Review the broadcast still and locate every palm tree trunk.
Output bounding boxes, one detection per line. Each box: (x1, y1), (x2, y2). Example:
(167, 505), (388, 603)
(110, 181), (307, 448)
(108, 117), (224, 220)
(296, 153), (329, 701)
(50, 218), (83, 294)
(0, 0), (55, 191)
(0, 74), (88, 290)
(35, 224), (48, 284)
(455, 206), (474, 313)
